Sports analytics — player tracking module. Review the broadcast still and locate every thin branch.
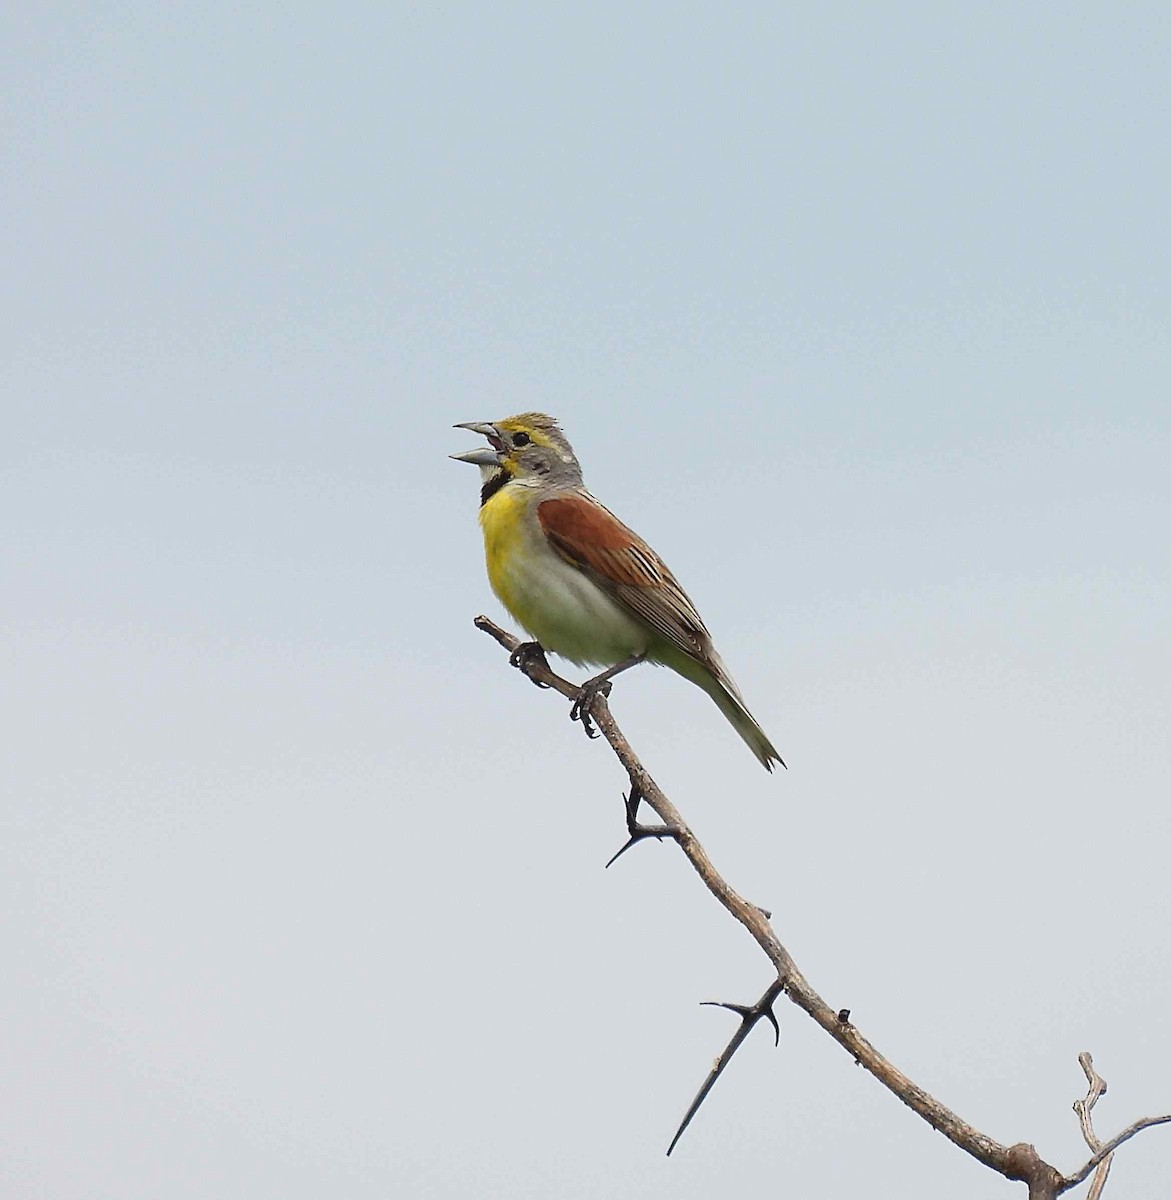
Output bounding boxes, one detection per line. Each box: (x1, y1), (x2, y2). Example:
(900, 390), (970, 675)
(473, 615), (1170, 1197)
(1060, 1113), (1171, 1191)
(1072, 1052), (1112, 1200)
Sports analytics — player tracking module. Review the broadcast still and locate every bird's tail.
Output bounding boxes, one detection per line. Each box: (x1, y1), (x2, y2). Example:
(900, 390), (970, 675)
(707, 676), (785, 772)
(666, 648), (785, 772)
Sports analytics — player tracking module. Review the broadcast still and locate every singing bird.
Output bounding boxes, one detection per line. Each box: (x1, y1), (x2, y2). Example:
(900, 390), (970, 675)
(452, 413), (783, 770)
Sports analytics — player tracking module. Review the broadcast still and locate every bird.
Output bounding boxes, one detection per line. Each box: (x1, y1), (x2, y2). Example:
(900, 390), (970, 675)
(451, 413), (783, 771)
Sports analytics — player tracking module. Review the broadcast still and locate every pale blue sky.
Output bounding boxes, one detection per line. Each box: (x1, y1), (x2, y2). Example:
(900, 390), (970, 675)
(3, 4), (1169, 1198)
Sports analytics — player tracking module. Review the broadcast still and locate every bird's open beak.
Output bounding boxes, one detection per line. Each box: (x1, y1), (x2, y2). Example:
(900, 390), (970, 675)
(450, 421), (506, 466)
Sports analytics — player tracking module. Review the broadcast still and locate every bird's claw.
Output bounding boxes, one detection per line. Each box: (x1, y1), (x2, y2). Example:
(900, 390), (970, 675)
(508, 641), (552, 688)
(570, 676), (613, 738)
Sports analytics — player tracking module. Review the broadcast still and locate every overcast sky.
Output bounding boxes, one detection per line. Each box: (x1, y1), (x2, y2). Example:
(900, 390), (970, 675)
(3, 4), (1170, 1198)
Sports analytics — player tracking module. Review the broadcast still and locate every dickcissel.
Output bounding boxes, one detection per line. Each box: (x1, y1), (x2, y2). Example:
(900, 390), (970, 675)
(452, 413), (783, 771)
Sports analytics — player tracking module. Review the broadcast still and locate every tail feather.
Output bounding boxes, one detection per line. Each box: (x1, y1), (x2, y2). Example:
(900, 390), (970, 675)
(708, 679), (785, 772)
(661, 646), (784, 771)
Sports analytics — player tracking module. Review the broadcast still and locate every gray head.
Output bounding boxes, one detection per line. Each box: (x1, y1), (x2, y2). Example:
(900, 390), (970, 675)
(450, 412), (584, 489)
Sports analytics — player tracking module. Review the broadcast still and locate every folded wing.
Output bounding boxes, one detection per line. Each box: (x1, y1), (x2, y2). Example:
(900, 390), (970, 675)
(536, 491), (782, 770)
(537, 492), (718, 672)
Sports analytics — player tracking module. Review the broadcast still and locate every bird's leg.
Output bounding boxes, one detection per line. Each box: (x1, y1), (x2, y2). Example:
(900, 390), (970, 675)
(508, 641), (552, 688)
(570, 652), (647, 738)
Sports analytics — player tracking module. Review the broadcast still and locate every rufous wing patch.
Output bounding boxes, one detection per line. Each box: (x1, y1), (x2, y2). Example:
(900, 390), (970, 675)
(537, 495), (660, 586)
(537, 493), (718, 666)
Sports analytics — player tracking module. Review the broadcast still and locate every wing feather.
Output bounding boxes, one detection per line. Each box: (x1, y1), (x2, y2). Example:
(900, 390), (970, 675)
(536, 493), (716, 667)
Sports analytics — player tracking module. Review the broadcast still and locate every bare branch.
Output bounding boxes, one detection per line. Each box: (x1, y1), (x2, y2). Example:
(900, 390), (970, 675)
(1072, 1052), (1112, 1200)
(473, 615), (1170, 1195)
(1061, 1112), (1171, 1192)
(1004, 1144), (1064, 1200)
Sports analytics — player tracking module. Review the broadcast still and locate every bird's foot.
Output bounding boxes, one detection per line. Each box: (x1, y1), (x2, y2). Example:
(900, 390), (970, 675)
(508, 641), (552, 688)
(570, 673), (613, 738)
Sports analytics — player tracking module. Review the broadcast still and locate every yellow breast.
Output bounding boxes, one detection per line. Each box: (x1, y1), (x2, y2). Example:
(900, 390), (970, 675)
(478, 483), (533, 618)
(476, 482), (650, 665)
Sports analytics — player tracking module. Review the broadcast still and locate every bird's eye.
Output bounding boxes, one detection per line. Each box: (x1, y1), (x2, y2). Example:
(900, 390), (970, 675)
(512, 432), (531, 447)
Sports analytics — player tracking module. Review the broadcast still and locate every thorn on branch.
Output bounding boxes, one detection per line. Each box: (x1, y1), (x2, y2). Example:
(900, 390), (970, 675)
(702, 998), (782, 1048)
(605, 784), (679, 868)
(666, 979), (785, 1157)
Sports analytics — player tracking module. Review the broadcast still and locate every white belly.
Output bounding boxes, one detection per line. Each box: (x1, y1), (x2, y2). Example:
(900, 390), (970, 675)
(496, 534), (649, 667)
